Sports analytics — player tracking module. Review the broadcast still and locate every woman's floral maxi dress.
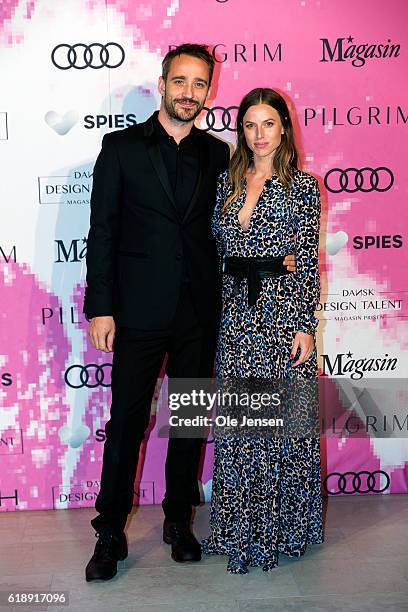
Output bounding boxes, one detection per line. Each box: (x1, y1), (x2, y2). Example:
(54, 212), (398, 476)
(200, 169), (324, 574)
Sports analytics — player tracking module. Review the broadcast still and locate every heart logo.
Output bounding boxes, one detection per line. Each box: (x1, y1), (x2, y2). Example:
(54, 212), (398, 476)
(59, 424), (90, 448)
(325, 231), (348, 256)
(44, 110), (79, 135)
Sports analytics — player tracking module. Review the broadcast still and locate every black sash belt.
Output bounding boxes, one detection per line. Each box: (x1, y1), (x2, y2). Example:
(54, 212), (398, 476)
(223, 255), (290, 307)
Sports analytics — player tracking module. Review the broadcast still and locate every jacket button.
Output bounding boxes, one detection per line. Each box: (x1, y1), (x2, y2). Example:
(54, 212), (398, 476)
(176, 253), (182, 260)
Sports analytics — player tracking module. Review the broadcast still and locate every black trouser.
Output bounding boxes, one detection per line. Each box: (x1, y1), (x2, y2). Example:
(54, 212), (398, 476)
(90, 282), (216, 535)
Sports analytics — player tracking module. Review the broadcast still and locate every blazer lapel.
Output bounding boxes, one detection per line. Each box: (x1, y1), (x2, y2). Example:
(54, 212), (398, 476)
(182, 128), (209, 223)
(143, 115), (180, 219)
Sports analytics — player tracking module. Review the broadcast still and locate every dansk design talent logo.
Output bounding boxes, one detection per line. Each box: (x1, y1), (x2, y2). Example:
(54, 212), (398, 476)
(317, 289), (402, 323)
(51, 43), (125, 70)
(38, 171), (92, 205)
(320, 36), (400, 67)
(52, 481), (155, 508)
(0, 429), (24, 455)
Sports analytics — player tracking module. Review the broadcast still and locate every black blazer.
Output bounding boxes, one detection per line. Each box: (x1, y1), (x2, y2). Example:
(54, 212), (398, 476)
(83, 111), (230, 329)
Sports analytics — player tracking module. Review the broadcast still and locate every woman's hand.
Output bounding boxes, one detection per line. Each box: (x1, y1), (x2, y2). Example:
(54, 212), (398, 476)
(290, 331), (315, 367)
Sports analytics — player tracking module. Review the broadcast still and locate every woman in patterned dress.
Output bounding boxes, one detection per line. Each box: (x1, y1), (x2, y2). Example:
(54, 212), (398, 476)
(201, 88), (324, 574)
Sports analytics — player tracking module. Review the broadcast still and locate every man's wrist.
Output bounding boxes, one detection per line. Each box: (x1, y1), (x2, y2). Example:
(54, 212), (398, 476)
(85, 313), (113, 322)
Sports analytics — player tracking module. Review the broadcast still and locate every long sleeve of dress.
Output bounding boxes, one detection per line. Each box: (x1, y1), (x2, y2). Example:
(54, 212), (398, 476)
(211, 170), (228, 268)
(293, 177), (321, 335)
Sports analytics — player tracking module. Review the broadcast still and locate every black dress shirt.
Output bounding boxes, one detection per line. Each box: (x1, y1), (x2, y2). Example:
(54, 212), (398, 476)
(154, 113), (200, 282)
(153, 113), (200, 218)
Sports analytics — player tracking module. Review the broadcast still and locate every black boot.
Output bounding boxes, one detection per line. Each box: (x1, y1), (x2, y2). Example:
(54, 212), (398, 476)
(85, 529), (128, 582)
(163, 519), (201, 562)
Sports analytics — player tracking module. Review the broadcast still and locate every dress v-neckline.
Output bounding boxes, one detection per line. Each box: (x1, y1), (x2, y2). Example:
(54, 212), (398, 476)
(237, 176), (276, 232)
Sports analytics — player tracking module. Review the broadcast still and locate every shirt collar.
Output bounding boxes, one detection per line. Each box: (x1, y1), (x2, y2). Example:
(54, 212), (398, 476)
(153, 111), (199, 147)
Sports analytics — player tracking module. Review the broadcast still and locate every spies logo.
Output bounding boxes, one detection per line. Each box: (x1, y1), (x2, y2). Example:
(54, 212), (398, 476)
(84, 114), (137, 129)
(353, 235), (403, 249)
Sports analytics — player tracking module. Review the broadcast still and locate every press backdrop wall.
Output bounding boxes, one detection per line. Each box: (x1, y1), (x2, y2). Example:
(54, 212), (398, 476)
(1, 0), (407, 512)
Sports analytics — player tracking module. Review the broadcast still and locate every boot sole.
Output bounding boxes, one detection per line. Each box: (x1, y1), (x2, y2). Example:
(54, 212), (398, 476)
(85, 550), (127, 582)
(85, 568), (117, 582)
(171, 553), (202, 563)
(163, 534), (202, 562)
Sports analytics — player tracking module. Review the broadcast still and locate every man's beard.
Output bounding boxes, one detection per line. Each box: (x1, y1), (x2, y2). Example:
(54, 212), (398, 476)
(164, 93), (204, 123)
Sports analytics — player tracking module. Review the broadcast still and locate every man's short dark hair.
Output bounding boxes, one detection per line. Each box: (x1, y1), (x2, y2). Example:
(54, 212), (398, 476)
(162, 43), (215, 86)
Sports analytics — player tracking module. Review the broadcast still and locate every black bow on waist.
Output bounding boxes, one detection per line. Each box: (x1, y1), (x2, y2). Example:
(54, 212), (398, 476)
(223, 255), (290, 307)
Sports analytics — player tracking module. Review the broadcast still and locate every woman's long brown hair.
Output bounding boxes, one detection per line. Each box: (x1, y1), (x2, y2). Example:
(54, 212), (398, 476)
(222, 88), (299, 215)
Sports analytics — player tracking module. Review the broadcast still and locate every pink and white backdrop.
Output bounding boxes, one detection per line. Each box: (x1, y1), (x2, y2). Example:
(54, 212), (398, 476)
(0, 0), (407, 513)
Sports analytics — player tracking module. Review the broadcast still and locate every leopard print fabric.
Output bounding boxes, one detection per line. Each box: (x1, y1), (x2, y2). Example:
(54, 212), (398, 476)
(200, 169), (324, 574)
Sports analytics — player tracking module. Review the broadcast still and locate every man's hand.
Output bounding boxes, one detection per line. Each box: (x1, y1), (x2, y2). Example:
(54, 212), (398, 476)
(283, 253), (296, 273)
(88, 316), (116, 352)
(291, 331), (314, 367)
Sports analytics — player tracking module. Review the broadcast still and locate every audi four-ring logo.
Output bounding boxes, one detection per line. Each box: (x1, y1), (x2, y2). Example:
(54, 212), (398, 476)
(324, 167), (394, 193)
(51, 43), (125, 70)
(323, 470), (390, 495)
(200, 106), (239, 132)
(64, 364), (112, 388)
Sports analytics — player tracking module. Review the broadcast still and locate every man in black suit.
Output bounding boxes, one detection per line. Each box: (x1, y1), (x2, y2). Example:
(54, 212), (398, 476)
(84, 43), (295, 582)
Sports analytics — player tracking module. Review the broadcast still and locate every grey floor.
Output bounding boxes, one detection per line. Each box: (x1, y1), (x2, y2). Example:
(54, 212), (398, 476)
(0, 495), (407, 612)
